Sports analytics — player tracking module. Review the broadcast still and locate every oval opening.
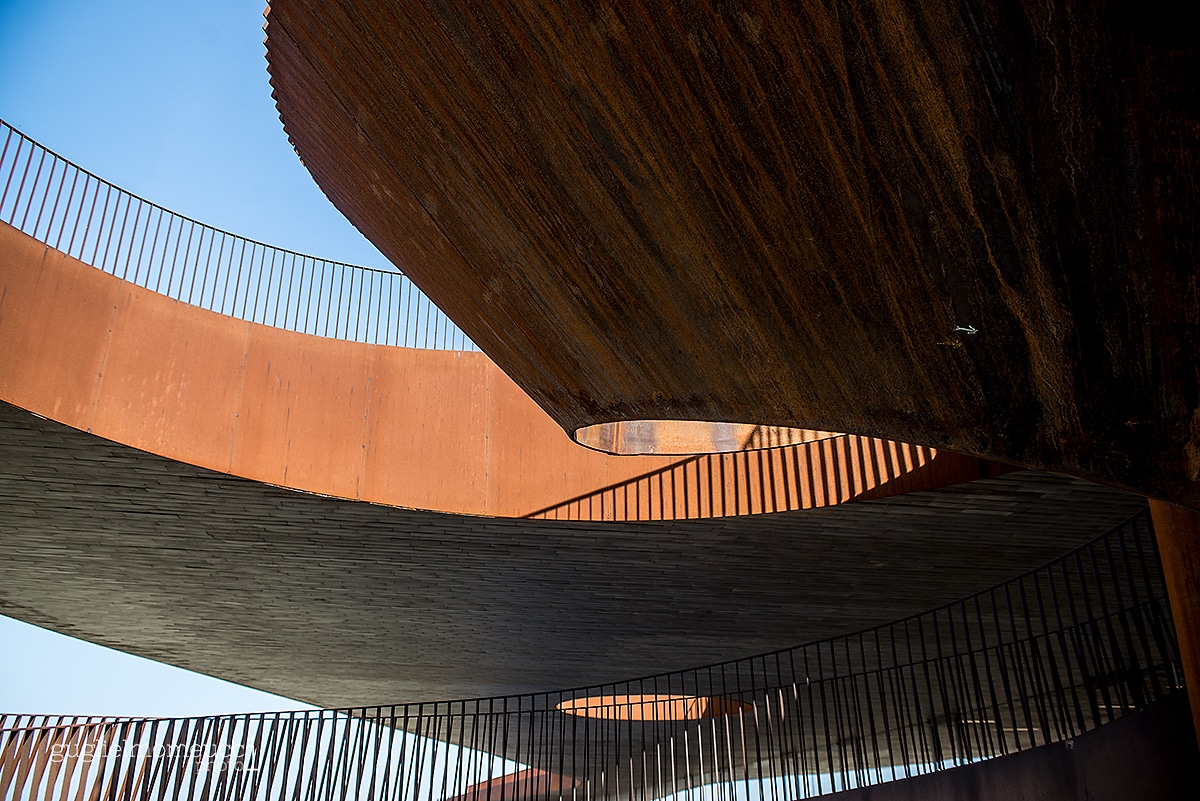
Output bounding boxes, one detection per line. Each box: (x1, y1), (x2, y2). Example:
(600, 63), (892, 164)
(556, 694), (750, 721)
(574, 419), (842, 456)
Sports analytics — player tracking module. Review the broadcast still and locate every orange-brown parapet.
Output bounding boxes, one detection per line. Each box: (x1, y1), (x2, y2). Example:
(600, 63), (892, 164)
(0, 222), (997, 519)
(574, 419), (839, 456)
(447, 769), (578, 801)
(556, 694), (749, 722)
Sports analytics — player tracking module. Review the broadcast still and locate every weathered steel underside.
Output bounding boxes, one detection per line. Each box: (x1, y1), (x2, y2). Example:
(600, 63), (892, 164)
(266, 1), (1200, 505)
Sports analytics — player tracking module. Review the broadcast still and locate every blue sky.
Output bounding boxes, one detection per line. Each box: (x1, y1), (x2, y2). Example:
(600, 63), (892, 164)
(0, 0), (382, 715)
(0, 0), (386, 268)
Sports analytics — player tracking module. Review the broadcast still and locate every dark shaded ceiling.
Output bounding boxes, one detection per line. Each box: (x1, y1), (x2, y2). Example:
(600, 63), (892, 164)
(0, 401), (1147, 706)
(266, 1), (1199, 506)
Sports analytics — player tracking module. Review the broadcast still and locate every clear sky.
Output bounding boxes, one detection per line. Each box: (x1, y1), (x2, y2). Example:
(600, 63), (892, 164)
(0, 0), (387, 268)
(0, 0), (380, 715)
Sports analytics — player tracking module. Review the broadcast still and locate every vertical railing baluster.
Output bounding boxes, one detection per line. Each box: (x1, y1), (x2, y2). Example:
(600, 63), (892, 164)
(16, 141), (46, 230)
(1119, 515), (1166, 699)
(38, 155), (65, 243)
(65, 173), (91, 258)
(0, 125), (19, 214)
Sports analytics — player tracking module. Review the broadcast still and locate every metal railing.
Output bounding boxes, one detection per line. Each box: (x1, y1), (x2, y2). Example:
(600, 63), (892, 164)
(526, 437), (936, 521)
(0, 120), (477, 350)
(0, 509), (1181, 800)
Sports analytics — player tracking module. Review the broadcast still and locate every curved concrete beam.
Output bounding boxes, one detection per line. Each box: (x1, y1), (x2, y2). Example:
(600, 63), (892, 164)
(0, 398), (1147, 703)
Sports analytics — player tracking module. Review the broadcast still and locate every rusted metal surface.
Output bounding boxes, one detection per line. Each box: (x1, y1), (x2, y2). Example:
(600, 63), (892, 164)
(0, 220), (983, 519)
(265, 1), (1200, 507)
(448, 770), (579, 801)
(555, 694), (750, 721)
(574, 420), (838, 456)
(0, 193), (993, 530)
(1148, 499), (1200, 747)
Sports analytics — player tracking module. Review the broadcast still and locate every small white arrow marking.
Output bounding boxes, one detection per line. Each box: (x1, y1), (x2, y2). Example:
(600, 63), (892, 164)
(954, 325), (978, 335)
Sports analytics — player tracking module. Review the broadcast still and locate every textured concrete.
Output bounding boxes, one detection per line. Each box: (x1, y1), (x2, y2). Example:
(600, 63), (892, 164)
(825, 692), (1199, 801)
(0, 400), (1148, 706)
(267, 1), (1200, 507)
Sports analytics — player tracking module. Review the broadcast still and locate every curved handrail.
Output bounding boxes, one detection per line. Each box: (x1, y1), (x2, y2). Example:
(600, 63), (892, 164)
(0, 509), (1181, 799)
(0, 120), (477, 350)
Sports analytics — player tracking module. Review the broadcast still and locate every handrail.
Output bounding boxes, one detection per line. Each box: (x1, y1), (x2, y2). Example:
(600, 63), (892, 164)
(0, 120), (477, 350)
(0, 509), (1181, 800)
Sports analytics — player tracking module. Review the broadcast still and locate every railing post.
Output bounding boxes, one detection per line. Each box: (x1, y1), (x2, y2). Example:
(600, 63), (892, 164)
(1147, 499), (1200, 748)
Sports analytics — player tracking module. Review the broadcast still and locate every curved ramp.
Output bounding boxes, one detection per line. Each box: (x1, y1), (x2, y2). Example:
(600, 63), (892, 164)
(0, 400), (1149, 704)
(0, 511), (1184, 800)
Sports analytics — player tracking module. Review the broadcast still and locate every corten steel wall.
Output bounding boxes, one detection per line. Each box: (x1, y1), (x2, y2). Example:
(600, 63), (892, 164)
(0, 221), (989, 518)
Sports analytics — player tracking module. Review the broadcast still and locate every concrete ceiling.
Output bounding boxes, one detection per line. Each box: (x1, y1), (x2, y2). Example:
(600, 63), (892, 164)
(0, 401), (1147, 706)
